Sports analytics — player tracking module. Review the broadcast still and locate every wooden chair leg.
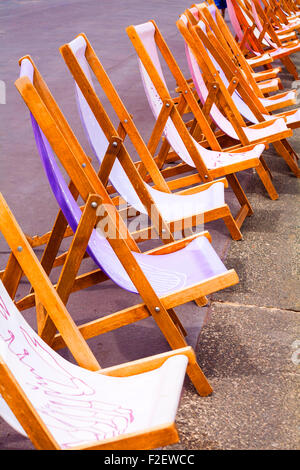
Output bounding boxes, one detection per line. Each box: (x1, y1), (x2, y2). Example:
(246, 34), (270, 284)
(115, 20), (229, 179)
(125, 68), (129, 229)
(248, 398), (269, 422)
(168, 308), (187, 337)
(36, 296), (48, 336)
(256, 161), (279, 200)
(38, 210), (69, 277)
(150, 306), (213, 396)
(260, 155), (273, 180)
(2, 253), (23, 299)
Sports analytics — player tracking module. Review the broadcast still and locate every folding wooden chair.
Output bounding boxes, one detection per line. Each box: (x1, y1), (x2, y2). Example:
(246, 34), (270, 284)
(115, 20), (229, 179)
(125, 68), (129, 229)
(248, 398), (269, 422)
(184, 5), (300, 177)
(59, 33), (243, 241)
(249, 0), (300, 41)
(204, 0), (277, 70)
(0, 193), (195, 450)
(250, 0), (300, 34)
(15, 56), (240, 397)
(176, 13), (300, 178)
(126, 19), (293, 209)
(190, 3), (284, 95)
(234, 0), (300, 40)
(227, 0), (300, 79)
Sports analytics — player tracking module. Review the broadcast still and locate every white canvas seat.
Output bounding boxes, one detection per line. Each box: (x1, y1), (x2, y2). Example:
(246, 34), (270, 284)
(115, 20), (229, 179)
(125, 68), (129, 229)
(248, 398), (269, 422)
(246, 53), (273, 66)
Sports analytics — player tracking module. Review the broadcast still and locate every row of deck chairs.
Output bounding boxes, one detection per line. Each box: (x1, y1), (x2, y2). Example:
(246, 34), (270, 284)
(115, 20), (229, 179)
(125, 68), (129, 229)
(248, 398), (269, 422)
(0, 0), (299, 450)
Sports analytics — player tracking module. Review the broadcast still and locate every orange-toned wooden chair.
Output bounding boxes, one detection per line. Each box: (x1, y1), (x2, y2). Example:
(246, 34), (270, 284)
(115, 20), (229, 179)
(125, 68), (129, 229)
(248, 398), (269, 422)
(190, 3), (284, 95)
(176, 12), (300, 178)
(126, 19), (294, 211)
(59, 33), (244, 241)
(251, 0), (300, 34)
(192, 3), (299, 117)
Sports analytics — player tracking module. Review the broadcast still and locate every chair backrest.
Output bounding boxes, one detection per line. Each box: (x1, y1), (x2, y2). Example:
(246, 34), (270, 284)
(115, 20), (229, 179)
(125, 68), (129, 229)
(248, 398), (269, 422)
(227, 0), (271, 50)
(250, 0), (281, 47)
(227, 0), (248, 43)
(199, 3), (264, 95)
(16, 56), (140, 250)
(132, 23), (203, 167)
(127, 21), (230, 174)
(19, 58), (139, 295)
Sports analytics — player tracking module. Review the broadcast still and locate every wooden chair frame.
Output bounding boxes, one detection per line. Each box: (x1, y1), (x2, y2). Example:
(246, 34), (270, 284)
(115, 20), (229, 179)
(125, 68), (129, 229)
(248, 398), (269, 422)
(59, 33), (243, 241)
(186, 5), (300, 177)
(176, 14), (300, 180)
(253, 0), (300, 30)
(126, 19), (286, 215)
(250, 0), (300, 33)
(191, 3), (284, 93)
(14, 60), (242, 397)
(0, 193), (198, 450)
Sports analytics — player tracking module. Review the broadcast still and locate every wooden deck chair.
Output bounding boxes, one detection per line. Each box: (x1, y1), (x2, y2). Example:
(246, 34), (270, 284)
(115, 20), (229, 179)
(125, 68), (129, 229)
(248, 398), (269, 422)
(249, 0), (300, 41)
(0, 194), (195, 450)
(64, 36), (266, 234)
(126, 19), (291, 204)
(15, 56), (241, 397)
(184, 7), (300, 176)
(205, 0), (277, 69)
(233, 0), (300, 42)
(126, 18), (288, 150)
(227, 0), (300, 79)
(59, 33), (243, 241)
(284, 0), (300, 17)
(190, 3), (284, 95)
(176, 14), (300, 178)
